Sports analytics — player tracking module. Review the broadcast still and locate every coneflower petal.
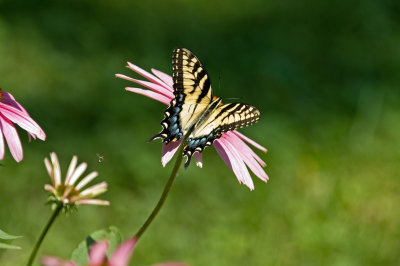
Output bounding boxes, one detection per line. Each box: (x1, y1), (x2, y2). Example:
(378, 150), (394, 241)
(0, 115), (23, 162)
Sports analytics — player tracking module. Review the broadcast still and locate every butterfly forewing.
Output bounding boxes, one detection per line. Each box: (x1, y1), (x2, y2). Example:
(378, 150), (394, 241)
(149, 48), (213, 143)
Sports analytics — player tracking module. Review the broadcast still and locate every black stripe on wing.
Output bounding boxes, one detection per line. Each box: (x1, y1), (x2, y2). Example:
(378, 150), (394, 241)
(172, 48), (212, 104)
(149, 48), (212, 143)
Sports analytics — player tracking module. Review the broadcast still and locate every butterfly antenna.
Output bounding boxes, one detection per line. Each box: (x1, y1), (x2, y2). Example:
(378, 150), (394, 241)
(224, 97), (243, 101)
(218, 74), (222, 94)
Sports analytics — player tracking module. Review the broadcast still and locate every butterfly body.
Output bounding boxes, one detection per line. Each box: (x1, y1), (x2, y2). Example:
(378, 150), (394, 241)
(149, 48), (260, 168)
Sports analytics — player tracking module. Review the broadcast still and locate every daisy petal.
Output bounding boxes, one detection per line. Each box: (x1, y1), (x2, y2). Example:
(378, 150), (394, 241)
(161, 140), (182, 167)
(44, 158), (54, 184)
(75, 171), (98, 190)
(125, 87), (171, 105)
(76, 199), (110, 206)
(67, 162), (87, 186)
(109, 237), (137, 266)
(89, 241), (108, 265)
(0, 115), (23, 162)
(65, 156), (78, 184)
(151, 68), (174, 89)
(44, 184), (57, 195)
(50, 152), (62, 186)
(78, 181), (108, 198)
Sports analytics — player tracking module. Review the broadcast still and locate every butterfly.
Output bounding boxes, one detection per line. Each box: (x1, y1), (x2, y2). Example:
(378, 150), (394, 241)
(149, 48), (260, 168)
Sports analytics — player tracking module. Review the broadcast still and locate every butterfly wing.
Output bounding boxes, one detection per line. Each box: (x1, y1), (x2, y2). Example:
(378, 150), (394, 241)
(149, 48), (214, 143)
(183, 102), (260, 168)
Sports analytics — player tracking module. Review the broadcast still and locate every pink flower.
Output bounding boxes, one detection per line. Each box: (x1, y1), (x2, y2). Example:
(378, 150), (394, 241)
(44, 152), (109, 207)
(0, 89), (46, 162)
(41, 237), (186, 266)
(116, 63), (268, 190)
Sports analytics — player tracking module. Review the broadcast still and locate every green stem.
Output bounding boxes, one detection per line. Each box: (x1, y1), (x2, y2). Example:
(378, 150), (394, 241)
(134, 140), (187, 240)
(27, 202), (63, 266)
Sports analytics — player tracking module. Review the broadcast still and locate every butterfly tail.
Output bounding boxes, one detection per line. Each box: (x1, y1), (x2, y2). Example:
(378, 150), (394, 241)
(147, 133), (165, 142)
(184, 154), (192, 169)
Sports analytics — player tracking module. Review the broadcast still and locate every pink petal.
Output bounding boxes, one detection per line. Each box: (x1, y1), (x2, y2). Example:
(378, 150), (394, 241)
(193, 152), (203, 168)
(40, 256), (77, 266)
(1, 92), (31, 117)
(214, 139), (254, 190)
(1, 91), (42, 141)
(109, 237), (137, 266)
(116, 74), (173, 99)
(76, 199), (110, 206)
(0, 102), (46, 140)
(0, 92), (39, 140)
(126, 62), (172, 92)
(125, 87), (171, 106)
(233, 131), (267, 152)
(67, 162), (87, 186)
(151, 68), (174, 89)
(0, 125), (4, 160)
(229, 132), (266, 167)
(75, 171), (98, 190)
(0, 115), (23, 162)
(89, 241), (108, 265)
(161, 140), (182, 167)
(44, 184), (57, 195)
(222, 133), (268, 181)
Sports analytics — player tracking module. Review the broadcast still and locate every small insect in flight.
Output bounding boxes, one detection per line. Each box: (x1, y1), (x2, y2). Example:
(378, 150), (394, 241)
(96, 153), (104, 163)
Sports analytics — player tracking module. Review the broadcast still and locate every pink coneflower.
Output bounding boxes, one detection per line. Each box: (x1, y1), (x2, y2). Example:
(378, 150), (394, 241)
(0, 88), (46, 162)
(44, 152), (109, 207)
(27, 153), (109, 266)
(41, 238), (135, 266)
(116, 63), (268, 190)
(41, 237), (186, 266)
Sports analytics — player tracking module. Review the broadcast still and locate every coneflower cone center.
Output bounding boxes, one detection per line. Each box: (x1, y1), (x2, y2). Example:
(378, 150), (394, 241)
(55, 184), (80, 201)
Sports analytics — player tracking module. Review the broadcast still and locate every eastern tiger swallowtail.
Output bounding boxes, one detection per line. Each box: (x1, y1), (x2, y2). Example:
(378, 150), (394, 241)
(149, 48), (260, 168)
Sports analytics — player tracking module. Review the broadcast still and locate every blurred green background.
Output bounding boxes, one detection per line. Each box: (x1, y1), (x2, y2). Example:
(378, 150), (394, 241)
(1, 0), (400, 265)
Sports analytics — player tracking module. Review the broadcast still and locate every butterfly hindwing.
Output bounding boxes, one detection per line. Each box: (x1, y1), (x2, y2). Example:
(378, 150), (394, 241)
(183, 102), (260, 168)
(149, 48), (213, 143)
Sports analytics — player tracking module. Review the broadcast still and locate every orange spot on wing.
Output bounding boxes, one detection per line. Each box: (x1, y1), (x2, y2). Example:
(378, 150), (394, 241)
(219, 103), (224, 106)
(213, 96), (217, 101)
(173, 137), (178, 141)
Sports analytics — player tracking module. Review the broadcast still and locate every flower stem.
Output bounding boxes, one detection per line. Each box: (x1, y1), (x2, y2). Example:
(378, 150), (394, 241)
(134, 140), (187, 240)
(27, 202), (63, 266)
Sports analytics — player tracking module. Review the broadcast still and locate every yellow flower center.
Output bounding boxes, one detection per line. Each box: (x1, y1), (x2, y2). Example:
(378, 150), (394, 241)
(56, 184), (81, 203)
